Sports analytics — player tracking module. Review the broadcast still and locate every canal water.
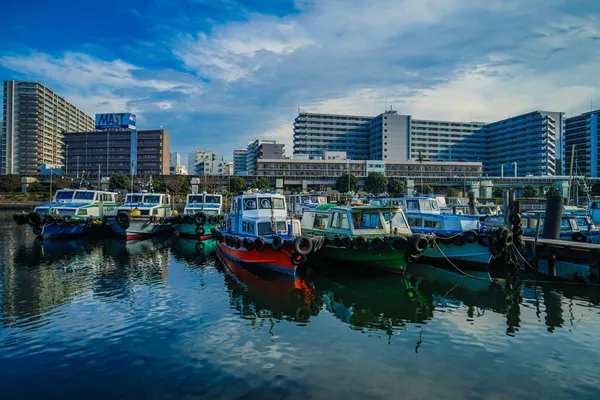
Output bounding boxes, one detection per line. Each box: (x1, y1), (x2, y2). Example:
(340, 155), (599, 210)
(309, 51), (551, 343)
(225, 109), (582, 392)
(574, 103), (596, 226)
(1, 211), (600, 399)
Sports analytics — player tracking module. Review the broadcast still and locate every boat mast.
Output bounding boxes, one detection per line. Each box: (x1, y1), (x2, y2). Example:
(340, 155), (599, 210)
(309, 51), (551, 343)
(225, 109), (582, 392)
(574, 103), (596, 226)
(567, 144), (575, 205)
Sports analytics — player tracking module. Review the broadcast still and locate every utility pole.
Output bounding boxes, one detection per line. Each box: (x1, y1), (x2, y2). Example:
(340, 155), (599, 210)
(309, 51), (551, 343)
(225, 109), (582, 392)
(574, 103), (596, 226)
(77, 156), (80, 179)
(65, 144), (69, 175)
(97, 164), (101, 189)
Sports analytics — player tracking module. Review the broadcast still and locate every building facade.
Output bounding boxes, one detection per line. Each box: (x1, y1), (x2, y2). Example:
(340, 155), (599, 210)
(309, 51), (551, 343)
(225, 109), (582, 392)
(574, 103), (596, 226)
(246, 139), (285, 175)
(170, 152), (181, 174)
(233, 149), (247, 176)
(410, 119), (486, 162)
(479, 111), (563, 177)
(63, 129), (170, 176)
(256, 158), (482, 178)
(1, 80), (94, 175)
(565, 110), (599, 177)
(293, 110), (485, 163)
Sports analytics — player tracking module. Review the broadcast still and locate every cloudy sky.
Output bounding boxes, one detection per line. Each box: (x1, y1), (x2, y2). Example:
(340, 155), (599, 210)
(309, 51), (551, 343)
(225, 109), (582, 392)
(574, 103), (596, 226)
(1, 0), (599, 164)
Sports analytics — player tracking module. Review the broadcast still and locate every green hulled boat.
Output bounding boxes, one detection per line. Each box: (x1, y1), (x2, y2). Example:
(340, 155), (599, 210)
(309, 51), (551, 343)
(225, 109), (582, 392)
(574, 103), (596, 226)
(300, 203), (429, 272)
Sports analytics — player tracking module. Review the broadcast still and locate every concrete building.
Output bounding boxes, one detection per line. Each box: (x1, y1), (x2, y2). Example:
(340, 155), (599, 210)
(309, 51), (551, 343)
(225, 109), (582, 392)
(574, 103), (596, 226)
(1, 80), (94, 175)
(410, 119), (486, 162)
(233, 149), (247, 176)
(170, 152), (181, 174)
(225, 161), (234, 176)
(256, 158), (482, 178)
(246, 139), (285, 175)
(565, 110), (599, 177)
(479, 111), (563, 177)
(175, 165), (188, 175)
(63, 129), (170, 176)
(293, 112), (372, 160)
(293, 110), (485, 163)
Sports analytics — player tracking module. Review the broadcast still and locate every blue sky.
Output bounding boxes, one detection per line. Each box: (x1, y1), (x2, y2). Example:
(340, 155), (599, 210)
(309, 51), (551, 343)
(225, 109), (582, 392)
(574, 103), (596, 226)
(1, 0), (600, 165)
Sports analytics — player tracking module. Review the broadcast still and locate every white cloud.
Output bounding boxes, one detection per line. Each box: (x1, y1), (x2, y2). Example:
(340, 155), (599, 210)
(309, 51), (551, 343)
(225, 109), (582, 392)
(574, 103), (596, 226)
(156, 101), (174, 110)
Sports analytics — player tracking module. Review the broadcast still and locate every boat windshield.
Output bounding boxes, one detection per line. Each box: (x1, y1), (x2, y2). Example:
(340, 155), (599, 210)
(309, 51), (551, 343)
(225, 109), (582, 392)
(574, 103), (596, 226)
(126, 195), (143, 203)
(56, 191), (75, 200)
(352, 212), (383, 229)
(205, 195), (220, 204)
(385, 212), (409, 229)
(300, 196), (310, 202)
(144, 195), (161, 204)
(258, 197), (285, 209)
(188, 195), (204, 204)
(74, 191), (95, 200)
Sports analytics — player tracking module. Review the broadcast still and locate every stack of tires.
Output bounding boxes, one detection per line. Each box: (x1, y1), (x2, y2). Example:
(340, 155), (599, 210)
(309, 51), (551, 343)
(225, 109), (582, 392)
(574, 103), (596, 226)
(391, 234), (431, 264)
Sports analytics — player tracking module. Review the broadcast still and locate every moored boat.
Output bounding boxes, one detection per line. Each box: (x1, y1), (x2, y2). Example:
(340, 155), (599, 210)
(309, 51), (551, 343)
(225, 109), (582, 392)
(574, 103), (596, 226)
(300, 202), (430, 271)
(286, 192), (328, 217)
(12, 189), (118, 239)
(371, 196), (494, 268)
(214, 192), (323, 275)
(108, 192), (177, 240)
(178, 193), (224, 240)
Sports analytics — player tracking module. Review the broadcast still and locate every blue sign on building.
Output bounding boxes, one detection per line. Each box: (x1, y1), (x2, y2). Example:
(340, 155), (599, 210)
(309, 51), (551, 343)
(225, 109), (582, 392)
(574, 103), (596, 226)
(95, 113), (136, 130)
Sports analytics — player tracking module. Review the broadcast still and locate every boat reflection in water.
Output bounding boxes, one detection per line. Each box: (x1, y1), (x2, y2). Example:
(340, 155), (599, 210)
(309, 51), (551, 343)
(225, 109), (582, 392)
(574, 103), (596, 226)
(171, 237), (218, 268)
(216, 246), (320, 323)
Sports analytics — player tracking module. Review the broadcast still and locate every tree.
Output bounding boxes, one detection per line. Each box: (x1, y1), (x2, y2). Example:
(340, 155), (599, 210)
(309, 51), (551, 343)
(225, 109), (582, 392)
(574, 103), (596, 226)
(444, 187), (457, 197)
(492, 188), (503, 198)
(167, 175), (188, 194)
(109, 174), (131, 190)
(27, 181), (45, 193)
(255, 177), (271, 190)
(522, 185), (538, 198)
(421, 184), (433, 195)
(335, 174), (358, 193)
(231, 176), (247, 193)
(387, 179), (405, 197)
(0, 174), (21, 192)
(365, 172), (387, 194)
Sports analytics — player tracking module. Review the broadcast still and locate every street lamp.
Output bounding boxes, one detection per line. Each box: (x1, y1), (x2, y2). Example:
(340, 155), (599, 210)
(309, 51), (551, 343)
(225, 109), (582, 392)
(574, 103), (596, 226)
(65, 144), (69, 175)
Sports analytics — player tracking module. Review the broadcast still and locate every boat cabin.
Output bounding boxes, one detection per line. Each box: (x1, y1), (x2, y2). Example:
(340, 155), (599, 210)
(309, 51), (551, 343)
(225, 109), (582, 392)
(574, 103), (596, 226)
(301, 203), (412, 237)
(34, 189), (118, 217)
(589, 200), (600, 224)
(286, 192), (328, 216)
(184, 193), (223, 216)
(485, 212), (599, 241)
(118, 193), (173, 217)
(227, 193), (299, 237)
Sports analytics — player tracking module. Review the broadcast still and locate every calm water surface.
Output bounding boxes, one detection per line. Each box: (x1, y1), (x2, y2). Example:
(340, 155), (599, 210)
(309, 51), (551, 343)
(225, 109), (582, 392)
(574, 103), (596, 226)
(1, 211), (600, 399)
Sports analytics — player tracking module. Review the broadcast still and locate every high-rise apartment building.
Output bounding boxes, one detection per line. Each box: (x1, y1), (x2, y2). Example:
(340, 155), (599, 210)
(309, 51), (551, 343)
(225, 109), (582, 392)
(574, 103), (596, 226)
(293, 110), (483, 163)
(565, 110), (599, 177)
(233, 149), (247, 176)
(63, 129), (170, 176)
(478, 111), (563, 177)
(293, 109), (563, 176)
(1, 80), (94, 175)
(293, 112), (372, 159)
(246, 139), (285, 175)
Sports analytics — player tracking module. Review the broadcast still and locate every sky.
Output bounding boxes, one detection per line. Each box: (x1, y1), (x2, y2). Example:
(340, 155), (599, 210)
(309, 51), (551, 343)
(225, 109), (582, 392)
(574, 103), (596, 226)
(1, 0), (600, 166)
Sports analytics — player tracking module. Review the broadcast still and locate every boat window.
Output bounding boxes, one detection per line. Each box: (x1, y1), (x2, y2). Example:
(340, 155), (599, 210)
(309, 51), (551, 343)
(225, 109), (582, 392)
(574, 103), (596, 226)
(244, 198), (257, 210)
(259, 198), (272, 209)
(331, 212), (350, 230)
(424, 220), (442, 228)
(77, 209), (88, 216)
(389, 213), (409, 229)
(247, 222), (255, 234)
(56, 191), (75, 200)
(575, 218), (587, 227)
(58, 209), (75, 215)
(407, 217), (423, 228)
(354, 213), (382, 229)
(189, 195), (204, 204)
(300, 196), (309, 202)
(144, 195), (160, 204)
(242, 221), (247, 232)
(560, 219), (572, 230)
(154, 209), (159, 215)
(431, 201), (438, 210)
(313, 213), (329, 230)
(205, 195), (219, 204)
(420, 201), (432, 211)
(127, 195), (143, 203)
(273, 198), (285, 209)
(406, 200), (419, 211)
(257, 222), (273, 236)
(75, 192), (95, 200)
(568, 219), (579, 230)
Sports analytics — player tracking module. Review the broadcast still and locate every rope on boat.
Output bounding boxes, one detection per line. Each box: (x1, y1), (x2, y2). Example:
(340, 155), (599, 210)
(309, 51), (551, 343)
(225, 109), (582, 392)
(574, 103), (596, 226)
(432, 242), (491, 281)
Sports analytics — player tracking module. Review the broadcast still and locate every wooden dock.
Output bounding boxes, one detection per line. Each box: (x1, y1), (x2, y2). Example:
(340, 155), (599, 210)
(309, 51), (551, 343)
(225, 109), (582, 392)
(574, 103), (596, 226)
(522, 237), (600, 282)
